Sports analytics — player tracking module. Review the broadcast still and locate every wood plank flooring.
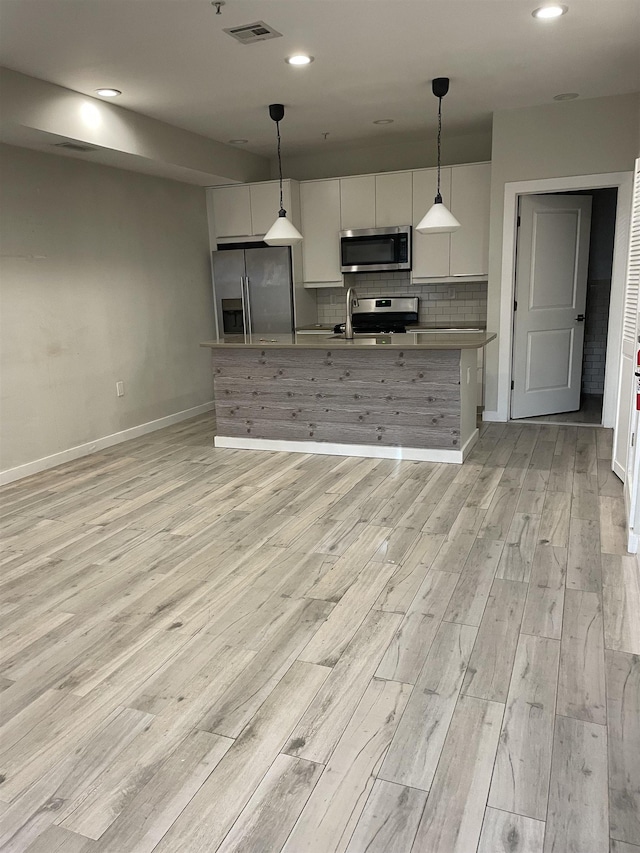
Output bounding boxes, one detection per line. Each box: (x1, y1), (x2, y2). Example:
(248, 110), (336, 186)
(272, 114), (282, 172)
(0, 415), (638, 852)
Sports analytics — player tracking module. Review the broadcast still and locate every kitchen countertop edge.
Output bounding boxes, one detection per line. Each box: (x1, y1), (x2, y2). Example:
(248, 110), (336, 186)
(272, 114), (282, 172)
(201, 332), (496, 351)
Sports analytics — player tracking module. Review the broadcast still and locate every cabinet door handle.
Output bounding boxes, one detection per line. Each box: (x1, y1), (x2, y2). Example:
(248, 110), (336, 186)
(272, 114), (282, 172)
(575, 314), (585, 322)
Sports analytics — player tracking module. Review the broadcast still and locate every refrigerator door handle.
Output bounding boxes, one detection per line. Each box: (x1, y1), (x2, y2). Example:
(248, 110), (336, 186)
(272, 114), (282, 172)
(244, 276), (253, 335)
(239, 276), (248, 336)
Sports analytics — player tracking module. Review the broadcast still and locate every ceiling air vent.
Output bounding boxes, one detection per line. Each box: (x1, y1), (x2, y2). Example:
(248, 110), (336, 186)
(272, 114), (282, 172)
(224, 21), (282, 44)
(54, 142), (98, 153)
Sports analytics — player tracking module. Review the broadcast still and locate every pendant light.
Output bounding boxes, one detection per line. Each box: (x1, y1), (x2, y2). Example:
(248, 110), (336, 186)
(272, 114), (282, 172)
(264, 103), (303, 246)
(416, 78), (461, 234)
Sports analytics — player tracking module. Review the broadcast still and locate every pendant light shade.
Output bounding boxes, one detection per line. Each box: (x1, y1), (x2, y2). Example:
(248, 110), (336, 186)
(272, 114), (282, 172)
(417, 77), (461, 235)
(416, 201), (461, 234)
(264, 210), (303, 246)
(264, 103), (303, 246)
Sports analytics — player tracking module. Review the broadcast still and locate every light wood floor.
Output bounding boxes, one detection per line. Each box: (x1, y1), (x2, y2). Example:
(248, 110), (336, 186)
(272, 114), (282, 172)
(1, 416), (639, 853)
(514, 393), (603, 426)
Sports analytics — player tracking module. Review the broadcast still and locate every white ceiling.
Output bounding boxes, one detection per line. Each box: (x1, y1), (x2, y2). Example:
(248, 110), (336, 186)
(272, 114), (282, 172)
(0, 0), (638, 158)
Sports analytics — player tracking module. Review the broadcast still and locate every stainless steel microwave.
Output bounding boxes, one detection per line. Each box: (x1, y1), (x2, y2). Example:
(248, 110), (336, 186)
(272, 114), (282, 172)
(340, 225), (412, 273)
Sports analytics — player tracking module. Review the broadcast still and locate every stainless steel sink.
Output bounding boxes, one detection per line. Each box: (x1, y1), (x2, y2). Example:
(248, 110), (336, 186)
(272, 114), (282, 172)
(327, 334), (377, 339)
(325, 329), (485, 340)
(409, 327), (484, 333)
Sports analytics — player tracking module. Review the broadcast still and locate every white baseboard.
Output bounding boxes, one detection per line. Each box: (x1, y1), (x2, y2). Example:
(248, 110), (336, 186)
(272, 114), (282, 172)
(613, 459), (626, 481)
(214, 429), (479, 464)
(482, 410), (506, 422)
(0, 402), (215, 485)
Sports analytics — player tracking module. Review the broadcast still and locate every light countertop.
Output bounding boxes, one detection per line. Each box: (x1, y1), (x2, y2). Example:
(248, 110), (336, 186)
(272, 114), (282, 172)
(201, 331), (496, 350)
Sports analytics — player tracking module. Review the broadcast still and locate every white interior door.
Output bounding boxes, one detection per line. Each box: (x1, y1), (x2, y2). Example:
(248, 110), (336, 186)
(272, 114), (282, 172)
(613, 159), (640, 550)
(511, 194), (592, 419)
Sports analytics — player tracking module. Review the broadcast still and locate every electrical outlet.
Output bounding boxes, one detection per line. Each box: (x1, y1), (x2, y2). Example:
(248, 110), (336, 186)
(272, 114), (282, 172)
(448, 288), (456, 299)
(116, 381), (125, 397)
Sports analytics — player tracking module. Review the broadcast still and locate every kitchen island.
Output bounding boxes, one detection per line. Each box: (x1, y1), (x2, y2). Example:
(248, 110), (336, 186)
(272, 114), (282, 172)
(201, 332), (496, 463)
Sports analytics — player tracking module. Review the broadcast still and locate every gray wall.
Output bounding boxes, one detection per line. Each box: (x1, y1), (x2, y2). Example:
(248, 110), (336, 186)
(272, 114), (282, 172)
(278, 129), (492, 181)
(0, 144), (215, 473)
(582, 187), (618, 395)
(588, 187), (618, 280)
(485, 92), (640, 413)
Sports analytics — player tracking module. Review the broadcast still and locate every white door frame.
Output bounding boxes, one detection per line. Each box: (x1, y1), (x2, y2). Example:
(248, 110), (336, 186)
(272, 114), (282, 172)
(491, 171), (633, 426)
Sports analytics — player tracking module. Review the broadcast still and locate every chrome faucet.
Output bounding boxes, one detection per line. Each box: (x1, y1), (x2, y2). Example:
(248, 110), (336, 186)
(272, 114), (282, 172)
(344, 287), (359, 339)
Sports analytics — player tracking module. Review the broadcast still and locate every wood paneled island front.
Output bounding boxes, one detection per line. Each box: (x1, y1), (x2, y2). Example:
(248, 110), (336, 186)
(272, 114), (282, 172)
(202, 332), (496, 463)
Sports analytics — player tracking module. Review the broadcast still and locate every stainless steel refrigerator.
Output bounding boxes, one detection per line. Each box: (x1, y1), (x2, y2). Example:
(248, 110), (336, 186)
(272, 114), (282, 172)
(212, 246), (294, 338)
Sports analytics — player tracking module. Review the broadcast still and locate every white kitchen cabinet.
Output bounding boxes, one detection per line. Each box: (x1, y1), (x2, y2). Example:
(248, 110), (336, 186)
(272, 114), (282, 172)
(300, 179), (343, 286)
(412, 167), (452, 278)
(249, 182), (285, 236)
(411, 162), (490, 280)
(210, 180), (292, 239)
(375, 172), (412, 227)
(450, 163), (491, 277)
(341, 172), (412, 231)
(340, 175), (376, 230)
(211, 185), (252, 238)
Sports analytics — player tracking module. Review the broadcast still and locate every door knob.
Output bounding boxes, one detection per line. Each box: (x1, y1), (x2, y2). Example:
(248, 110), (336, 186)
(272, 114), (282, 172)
(575, 314), (585, 322)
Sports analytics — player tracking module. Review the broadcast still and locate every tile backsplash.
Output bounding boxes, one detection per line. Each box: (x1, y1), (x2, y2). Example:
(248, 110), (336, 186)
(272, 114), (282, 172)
(315, 272), (488, 327)
(581, 279), (611, 396)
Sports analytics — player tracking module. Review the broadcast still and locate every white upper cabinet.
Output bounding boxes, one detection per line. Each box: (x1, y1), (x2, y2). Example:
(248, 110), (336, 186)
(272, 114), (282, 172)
(249, 182), (285, 236)
(300, 179), (343, 286)
(340, 176), (376, 230)
(210, 181), (291, 239)
(411, 162), (490, 279)
(450, 163), (491, 277)
(375, 172), (413, 227)
(210, 164), (490, 284)
(412, 168), (451, 278)
(211, 185), (252, 238)
(340, 172), (412, 230)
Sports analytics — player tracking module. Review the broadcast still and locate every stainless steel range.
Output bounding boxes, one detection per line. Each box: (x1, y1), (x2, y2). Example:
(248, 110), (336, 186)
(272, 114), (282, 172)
(333, 296), (419, 335)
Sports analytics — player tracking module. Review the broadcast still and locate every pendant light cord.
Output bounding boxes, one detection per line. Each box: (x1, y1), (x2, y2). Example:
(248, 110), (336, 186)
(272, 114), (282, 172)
(276, 119), (284, 213)
(436, 95), (442, 202)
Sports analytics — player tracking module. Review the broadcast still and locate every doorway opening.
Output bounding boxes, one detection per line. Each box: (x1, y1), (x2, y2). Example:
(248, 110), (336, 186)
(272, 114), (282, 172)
(510, 187), (618, 426)
(489, 170), (632, 428)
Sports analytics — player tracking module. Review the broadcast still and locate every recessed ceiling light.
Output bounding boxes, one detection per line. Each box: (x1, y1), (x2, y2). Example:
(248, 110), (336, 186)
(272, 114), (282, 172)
(95, 88), (121, 97)
(373, 119), (394, 125)
(532, 4), (568, 18)
(229, 139), (249, 144)
(553, 92), (579, 100)
(286, 55), (314, 66)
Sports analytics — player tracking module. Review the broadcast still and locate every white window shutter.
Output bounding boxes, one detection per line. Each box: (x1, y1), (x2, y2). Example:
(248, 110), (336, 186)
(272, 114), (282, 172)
(623, 159), (640, 344)
(612, 159), (640, 551)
